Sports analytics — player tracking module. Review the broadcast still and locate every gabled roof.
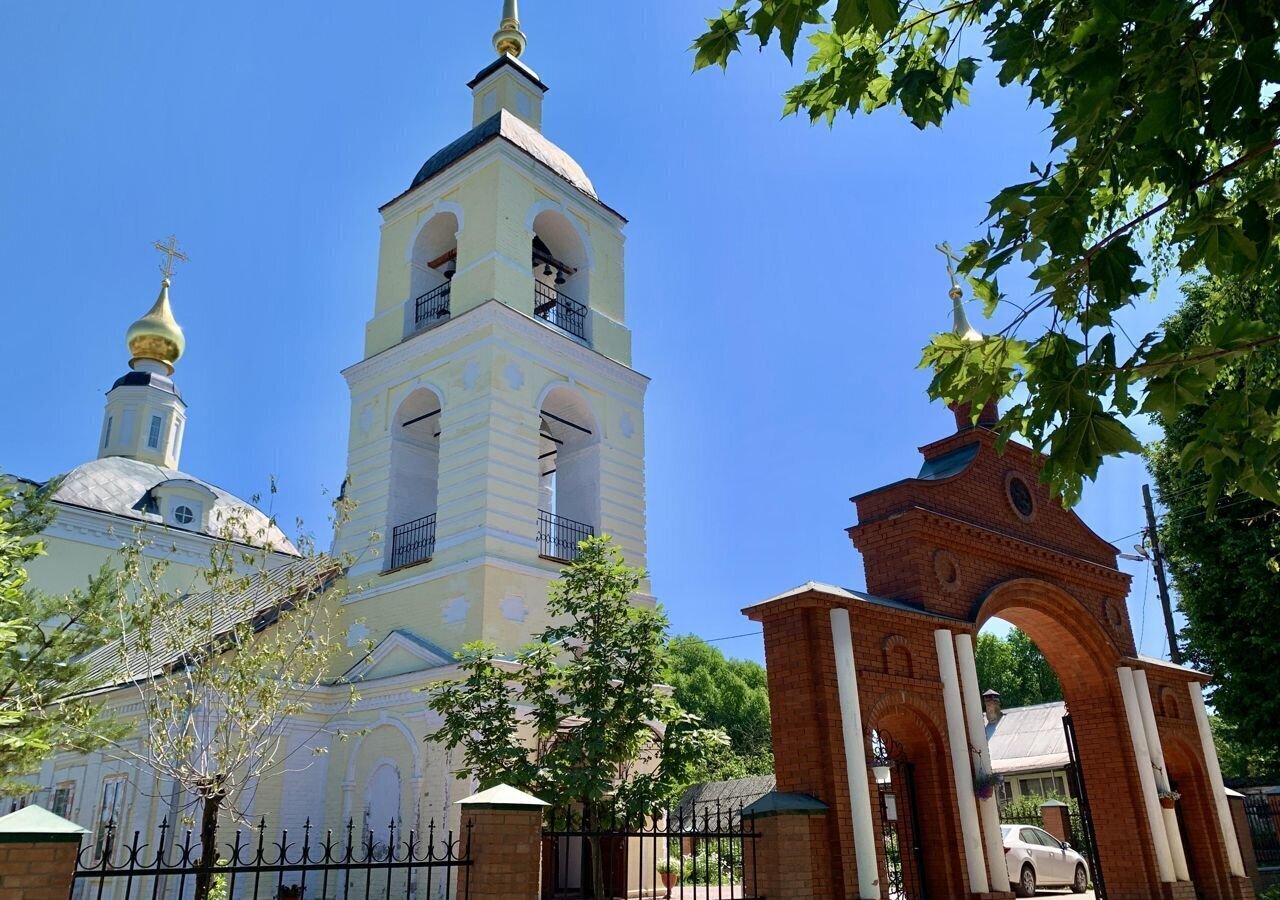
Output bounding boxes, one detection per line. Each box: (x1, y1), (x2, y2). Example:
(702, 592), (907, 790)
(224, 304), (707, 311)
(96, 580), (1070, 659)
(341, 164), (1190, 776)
(987, 700), (1069, 774)
(675, 774), (776, 823)
(397, 110), (600, 205)
(76, 556), (339, 692)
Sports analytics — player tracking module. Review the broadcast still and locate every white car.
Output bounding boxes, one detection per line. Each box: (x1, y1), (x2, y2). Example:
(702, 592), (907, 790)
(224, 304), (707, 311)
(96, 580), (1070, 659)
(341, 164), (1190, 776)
(1001, 823), (1089, 896)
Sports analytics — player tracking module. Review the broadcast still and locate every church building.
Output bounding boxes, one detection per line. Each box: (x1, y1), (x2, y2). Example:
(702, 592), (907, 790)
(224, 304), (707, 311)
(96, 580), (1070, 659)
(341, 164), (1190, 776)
(20, 0), (651, 858)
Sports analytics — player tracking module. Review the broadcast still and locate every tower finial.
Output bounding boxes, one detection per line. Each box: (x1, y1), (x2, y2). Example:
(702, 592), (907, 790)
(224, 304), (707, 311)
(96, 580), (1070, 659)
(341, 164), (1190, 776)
(126, 238), (188, 374)
(936, 242), (983, 343)
(493, 0), (527, 58)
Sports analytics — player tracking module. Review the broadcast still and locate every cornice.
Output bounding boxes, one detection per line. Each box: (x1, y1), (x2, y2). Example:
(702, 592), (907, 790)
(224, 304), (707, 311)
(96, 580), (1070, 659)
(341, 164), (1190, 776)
(341, 300), (649, 394)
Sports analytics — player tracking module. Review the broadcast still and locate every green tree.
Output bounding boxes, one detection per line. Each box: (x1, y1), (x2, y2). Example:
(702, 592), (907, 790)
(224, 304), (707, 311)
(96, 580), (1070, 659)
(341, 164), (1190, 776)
(693, 2), (1280, 508)
(666, 635), (773, 780)
(1147, 274), (1280, 774)
(975, 628), (1062, 708)
(92, 498), (361, 900)
(426, 537), (725, 900)
(0, 477), (124, 795)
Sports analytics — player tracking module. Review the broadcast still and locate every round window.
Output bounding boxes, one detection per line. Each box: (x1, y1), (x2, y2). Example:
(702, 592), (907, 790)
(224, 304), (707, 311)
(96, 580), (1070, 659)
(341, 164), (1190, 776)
(1007, 476), (1035, 520)
(174, 505), (195, 525)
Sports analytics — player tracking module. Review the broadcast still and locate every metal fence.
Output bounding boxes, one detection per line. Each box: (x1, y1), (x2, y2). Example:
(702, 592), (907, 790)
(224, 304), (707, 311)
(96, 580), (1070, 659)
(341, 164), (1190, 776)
(413, 284), (451, 331)
(389, 513), (437, 570)
(534, 282), (588, 342)
(542, 803), (760, 899)
(1244, 792), (1280, 869)
(72, 817), (470, 900)
(537, 510), (593, 563)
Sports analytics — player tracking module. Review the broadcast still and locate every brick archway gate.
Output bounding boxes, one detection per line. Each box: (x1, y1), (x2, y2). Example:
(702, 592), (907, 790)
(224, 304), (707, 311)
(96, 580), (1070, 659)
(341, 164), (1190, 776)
(746, 411), (1254, 900)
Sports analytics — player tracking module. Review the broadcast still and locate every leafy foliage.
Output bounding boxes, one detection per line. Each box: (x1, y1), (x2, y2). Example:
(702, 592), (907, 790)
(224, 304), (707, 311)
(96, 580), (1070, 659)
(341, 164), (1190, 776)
(426, 537), (726, 899)
(694, 0), (1280, 507)
(665, 635), (772, 782)
(975, 628), (1062, 708)
(1147, 275), (1280, 775)
(0, 477), (125, 795)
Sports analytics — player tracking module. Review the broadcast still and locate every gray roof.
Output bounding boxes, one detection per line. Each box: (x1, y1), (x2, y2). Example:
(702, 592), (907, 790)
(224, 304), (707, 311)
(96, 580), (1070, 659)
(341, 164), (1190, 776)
(408, 110), (597, 200)
(48, 456), (296, 554)
(77, 556), (338, 692)
(745, 581), (965, 622)
(987, 700), (1070, 774)
(675, 775), (776, 824)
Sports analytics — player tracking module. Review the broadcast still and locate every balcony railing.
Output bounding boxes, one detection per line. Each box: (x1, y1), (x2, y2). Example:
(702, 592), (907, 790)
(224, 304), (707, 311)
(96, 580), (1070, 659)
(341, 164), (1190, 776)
(389, 513), (437, 570)
(413, 283), (452, 331)
(537, 509), (594, 563)
(534, 282), (588, 342)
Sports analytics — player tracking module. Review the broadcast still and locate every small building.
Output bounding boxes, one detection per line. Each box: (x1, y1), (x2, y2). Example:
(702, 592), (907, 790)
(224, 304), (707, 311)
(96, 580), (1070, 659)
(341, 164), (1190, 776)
(674, 774), (777, 828)
(983, 690), (1072, 805)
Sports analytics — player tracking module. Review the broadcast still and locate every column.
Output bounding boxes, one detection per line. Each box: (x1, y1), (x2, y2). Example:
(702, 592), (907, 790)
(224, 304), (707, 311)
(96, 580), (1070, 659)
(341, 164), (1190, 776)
(935, 629), (991, 894)
(0, 806), (87, 900)
(830, 608), (881, 900)
(741, 792), (830, 900)
(456, 784), (548, 900)
(955, 633), (1009, 891)
(1132, 670), (1190, 881)
(1117, 666), (1176, 882)
(1187, 682), (1246, 877)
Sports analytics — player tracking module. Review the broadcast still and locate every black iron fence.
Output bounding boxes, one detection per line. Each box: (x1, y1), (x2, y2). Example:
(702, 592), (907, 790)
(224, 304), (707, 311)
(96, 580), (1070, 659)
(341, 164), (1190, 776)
(542, 804), (760, 899)
(534, 282), (588, 342)
(73, 817), (470, 900)
(1245, 791), (1280, 869)
(390, 513), (437, 570)
(414, 283), (452, 330)
(537, 510), (593, 563)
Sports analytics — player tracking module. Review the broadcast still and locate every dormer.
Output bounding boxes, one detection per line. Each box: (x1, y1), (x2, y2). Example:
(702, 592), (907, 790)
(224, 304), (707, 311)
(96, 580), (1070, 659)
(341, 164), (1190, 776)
(149, 479), (217, 533)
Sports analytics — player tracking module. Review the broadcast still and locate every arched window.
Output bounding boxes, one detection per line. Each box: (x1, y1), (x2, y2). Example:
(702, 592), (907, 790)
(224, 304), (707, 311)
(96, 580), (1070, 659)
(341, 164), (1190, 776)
(408, 211), (458, 335)
(537, 386), (599, 562)
(531, 210), (590, 343)
(387, 388), (442, 569)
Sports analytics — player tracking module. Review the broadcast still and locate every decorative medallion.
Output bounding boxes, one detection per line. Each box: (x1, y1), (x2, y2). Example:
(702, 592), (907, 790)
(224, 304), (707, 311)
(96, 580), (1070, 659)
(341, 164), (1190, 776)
(500, 595), (529, 623)
(357, 403), (375, 435)
(1005, 471), (1036, 522)
(503, 362), (524, 391)
(463, 359), (480, 391)
(620, 413), (635, 439)
(442, 596), (470, 625)
(345, 622), (370, 649)
(1103, 596), (1125, 632)
(932, 549), (962, 593)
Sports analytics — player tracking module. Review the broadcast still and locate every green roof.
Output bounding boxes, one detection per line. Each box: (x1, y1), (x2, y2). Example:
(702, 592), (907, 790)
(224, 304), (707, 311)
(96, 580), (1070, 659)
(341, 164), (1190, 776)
(0, 805), (87, 843)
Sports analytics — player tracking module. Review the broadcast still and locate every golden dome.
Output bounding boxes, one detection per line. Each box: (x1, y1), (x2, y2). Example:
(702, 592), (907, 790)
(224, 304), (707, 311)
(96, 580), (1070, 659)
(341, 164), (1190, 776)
(126, 278), (185, 374)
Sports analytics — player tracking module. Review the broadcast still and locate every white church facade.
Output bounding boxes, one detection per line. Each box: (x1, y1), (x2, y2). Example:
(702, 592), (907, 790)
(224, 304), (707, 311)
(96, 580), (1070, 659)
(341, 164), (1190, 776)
(16, 2), (652, 864)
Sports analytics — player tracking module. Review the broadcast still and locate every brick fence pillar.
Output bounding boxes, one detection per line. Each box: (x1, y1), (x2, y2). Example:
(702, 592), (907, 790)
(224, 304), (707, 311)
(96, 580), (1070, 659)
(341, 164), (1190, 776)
(0, 805), (87, 900)
(1039, 800), (1071, 844)
(741, 791), (830, 900)
(456, 784), (548, 900)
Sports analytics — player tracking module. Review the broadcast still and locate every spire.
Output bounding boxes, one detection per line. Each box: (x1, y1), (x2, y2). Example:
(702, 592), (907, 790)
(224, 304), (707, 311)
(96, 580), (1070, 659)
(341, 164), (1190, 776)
(937, 242), (983, 343)
(936, 243), (998, 431)
(493, 0), (527, 58)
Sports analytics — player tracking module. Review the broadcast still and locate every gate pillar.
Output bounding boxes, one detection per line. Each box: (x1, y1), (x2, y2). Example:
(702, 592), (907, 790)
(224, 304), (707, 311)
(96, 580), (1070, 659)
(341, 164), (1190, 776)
(742, 792), (830, 900)
(0, 806), (86, 900)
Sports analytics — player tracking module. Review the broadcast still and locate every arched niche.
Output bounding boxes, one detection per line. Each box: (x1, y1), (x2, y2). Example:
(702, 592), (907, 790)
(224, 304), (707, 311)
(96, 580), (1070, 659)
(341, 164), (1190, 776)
(407, 210), (459, 334)
(531, 208), (591, 341)
(387, 387), (443, 568)
(537, 384), (600, 560)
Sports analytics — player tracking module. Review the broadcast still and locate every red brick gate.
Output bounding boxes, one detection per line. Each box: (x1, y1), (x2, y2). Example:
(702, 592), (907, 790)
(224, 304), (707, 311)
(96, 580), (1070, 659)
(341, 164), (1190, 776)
(748, 405), (1254, 900)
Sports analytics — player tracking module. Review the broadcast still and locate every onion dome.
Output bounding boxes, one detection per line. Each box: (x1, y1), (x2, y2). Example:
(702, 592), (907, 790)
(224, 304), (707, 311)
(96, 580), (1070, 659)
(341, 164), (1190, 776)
(126, 278), (186, 374)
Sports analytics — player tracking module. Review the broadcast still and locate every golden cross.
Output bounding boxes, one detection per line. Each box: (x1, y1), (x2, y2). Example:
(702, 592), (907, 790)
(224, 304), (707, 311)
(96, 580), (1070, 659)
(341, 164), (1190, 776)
(153, 235), (189, 281)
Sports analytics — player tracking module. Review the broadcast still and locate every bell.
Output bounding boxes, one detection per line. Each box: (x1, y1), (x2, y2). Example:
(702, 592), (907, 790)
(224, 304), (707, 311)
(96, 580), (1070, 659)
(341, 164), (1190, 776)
(543, 263), (553, 276)
(555, 271), (566, 286)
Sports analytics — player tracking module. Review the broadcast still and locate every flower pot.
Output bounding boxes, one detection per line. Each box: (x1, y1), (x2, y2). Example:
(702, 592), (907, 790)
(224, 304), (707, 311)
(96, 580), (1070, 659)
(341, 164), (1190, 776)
(659, 870), (680, 898)
(1159, 796), (1176, 810)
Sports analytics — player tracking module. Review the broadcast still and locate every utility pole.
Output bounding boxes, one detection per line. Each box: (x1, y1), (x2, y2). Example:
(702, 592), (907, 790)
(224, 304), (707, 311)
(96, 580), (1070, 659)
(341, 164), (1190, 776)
(1142, 483), (1182, 665)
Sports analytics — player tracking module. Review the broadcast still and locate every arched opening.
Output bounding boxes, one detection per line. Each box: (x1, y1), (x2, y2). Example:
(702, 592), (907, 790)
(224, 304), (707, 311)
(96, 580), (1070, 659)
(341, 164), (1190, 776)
(865, 703), (963, 899)
(364, 760), (402, 857)
(976, 580), (1153, 897)
(408, 211), (458, 335)
(537, 385), (599, 562)
(531, 209), (590, 342)
(1164, 737), (1230, 899)
(387, 388), (442, 569)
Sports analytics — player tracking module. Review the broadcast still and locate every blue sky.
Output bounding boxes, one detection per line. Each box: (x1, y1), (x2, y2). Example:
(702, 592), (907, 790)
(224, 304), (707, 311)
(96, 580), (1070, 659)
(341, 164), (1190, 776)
(0, 2), (1180, 663)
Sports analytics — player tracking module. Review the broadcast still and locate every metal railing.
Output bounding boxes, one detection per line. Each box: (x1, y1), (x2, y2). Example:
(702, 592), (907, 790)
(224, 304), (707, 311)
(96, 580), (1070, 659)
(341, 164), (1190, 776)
(74, 817), (470, 900)
(1245, 791), (1280, 868)
(414, 283), (452, 330)
(543, 803), (760, 899)
(537, 509), (593, 562)
(534, 281), (588, 342)
(389, 513), (437, 570)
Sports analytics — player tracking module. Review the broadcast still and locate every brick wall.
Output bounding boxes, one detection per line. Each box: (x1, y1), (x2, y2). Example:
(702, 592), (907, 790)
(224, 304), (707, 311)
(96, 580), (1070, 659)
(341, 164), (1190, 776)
(0, 841), (81, 900)
(457, 804), (544, 900)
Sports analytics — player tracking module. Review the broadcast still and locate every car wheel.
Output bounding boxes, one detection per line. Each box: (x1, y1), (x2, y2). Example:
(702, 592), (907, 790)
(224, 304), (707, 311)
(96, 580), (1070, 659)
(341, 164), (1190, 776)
(1071, 863), (1087, 894)
(1015, 864), (1037, 898)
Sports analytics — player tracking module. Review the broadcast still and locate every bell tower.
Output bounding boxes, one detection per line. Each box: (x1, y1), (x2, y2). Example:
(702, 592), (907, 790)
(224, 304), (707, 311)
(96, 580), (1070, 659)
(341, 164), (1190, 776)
(333, 4), (650, 658)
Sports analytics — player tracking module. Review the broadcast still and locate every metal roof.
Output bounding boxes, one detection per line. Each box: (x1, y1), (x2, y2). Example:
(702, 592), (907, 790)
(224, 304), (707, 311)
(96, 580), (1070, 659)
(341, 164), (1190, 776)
(47, 456), (296, 554)
(408, 110), (597, 200)
(986, 700), (1070, 774)
(76, 555), (338, 692)
(675, 774), (776, 823)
